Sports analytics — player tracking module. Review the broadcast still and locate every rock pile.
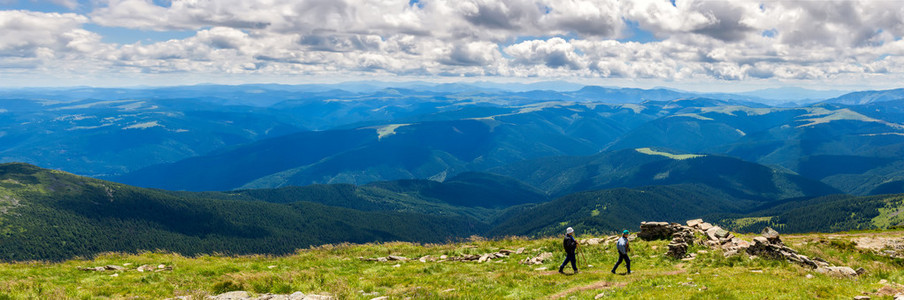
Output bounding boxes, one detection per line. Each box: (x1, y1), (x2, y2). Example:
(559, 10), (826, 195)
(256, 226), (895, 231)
(854, 236), (904, 258)
(746, 227), (829, 269)
(358, 255), (410, 262)
(637, 221), (682, 240)
(638, 219), (751, 259)
(170, 291), (333, 300)
(519, 252), (553, 265)
(360, 248), (525, 264)
(79, 264), (172, 272)
(580, 236), (618, 246)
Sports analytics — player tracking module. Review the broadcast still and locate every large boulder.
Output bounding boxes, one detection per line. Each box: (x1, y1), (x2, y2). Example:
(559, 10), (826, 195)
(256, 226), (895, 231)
(686, 219), (704, 227)
(667, 241), (688, 259)
(638, 221), (673, 240)
(705, 226), (729, 241)
(760, 227), (782, 245)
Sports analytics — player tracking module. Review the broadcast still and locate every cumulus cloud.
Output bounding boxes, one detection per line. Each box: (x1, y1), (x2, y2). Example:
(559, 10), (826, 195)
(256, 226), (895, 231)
(505, 38), (584, 69)
(0, 0), (903, 87)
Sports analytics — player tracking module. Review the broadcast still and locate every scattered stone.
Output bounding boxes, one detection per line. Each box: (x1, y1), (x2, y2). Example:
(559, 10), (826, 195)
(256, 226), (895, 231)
(521, 252), (553, 265)
(724, 250), (739, 257)
(856, 267), (867, 275)
(268, 265), (277, 269)
(360, 291), (379, 297)
(155, 264), (173, 272)
(880, 279), (889, 285)
(854, 296), (870, 300)
(806, 274), (814, 279)
(211, 291), (249, 300)
(816, 266), (859, 277)
(370, 297), (388, 300)
(698, 222), (713, 231)
(392, 264), (401, 268)
(387, 255), (409, 261)
(582, 238), (601, 245)
(515, 248), (525, 254)
(534, 267), (548, 271)
(854, 237), (904, 258)
(110, 273), (119, 277)
(105, 265), (126, 271)
(137, 265), (155, 272)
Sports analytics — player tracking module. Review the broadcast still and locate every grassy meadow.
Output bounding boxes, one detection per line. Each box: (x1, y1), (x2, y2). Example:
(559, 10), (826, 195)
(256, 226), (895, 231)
(1, 230), (903, 299)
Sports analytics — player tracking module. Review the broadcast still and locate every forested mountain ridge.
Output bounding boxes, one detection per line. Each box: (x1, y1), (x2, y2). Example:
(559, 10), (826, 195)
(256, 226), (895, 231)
(4, 163), (903, 261)
(0, 163), (488, 261)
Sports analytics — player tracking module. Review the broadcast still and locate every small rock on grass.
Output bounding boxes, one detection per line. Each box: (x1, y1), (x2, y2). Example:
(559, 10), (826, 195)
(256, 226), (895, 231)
(210, 291), (248, 300)
(853, 296), (870, 300)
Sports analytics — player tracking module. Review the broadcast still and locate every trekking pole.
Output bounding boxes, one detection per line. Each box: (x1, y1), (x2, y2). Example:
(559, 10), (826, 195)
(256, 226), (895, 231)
(579, 244), (587, 264)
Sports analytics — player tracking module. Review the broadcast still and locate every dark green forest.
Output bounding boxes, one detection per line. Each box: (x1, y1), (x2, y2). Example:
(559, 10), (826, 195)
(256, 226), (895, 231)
(2, 162), (904, 261)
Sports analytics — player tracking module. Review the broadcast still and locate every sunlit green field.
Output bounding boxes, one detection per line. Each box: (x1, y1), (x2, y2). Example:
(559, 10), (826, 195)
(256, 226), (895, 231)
(2, 230), (903, 299)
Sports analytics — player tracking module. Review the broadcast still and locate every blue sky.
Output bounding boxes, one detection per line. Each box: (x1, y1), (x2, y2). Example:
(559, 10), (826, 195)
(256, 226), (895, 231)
(1, 0), (903, 92)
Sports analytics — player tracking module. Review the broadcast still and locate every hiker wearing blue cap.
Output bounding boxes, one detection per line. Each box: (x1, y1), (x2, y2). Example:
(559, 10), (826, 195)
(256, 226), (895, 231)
(558, 227), (579, 274)
(612, 229), (631, 274)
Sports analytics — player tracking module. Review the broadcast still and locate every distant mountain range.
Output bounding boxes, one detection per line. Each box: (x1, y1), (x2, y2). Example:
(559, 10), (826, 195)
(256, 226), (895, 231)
(3, 83), (904, 261)
(102, 97), (904, 196)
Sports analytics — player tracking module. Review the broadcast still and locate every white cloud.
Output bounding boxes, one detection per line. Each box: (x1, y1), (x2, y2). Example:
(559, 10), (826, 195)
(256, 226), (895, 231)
(0, 0), (903, 88)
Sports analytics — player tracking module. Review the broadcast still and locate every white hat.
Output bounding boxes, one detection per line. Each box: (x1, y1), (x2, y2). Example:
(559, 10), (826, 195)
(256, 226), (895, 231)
(566, 227), (574, 234)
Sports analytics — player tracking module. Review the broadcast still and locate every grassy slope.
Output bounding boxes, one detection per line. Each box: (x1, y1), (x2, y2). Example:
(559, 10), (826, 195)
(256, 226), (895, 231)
(1, 230), (903, 299)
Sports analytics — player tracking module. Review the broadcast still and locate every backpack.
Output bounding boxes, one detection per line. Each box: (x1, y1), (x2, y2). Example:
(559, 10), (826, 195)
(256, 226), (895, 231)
(563, 235), (577, 252)
(616, 237), (628, 254)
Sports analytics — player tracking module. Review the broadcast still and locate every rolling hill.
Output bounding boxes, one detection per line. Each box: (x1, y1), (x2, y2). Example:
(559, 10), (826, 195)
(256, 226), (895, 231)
(0, 163), (489, 261)
(4, 162), (904, 261)
(488, 148), (839, 200)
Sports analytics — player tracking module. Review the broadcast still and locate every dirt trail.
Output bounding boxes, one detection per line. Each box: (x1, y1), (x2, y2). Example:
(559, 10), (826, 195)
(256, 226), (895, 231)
(546, 263), (688, 298)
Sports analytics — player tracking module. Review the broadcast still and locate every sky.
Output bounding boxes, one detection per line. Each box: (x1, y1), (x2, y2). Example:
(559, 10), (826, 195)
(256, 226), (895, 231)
(1, 0), (903, 92)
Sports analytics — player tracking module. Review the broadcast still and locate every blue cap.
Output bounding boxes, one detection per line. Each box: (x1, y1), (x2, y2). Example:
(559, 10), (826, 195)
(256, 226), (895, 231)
(623, 230), (629, 234)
